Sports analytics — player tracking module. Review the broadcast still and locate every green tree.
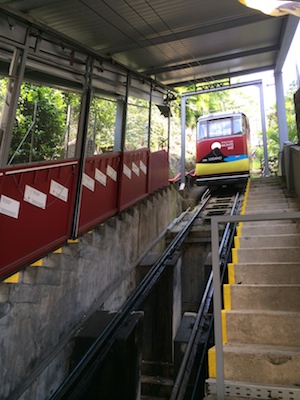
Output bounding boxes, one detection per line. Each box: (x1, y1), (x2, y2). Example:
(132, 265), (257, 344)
(0, 78), (7, 115)
(125, 97), (149, 150)
(253, 81), (298, 175)
(87, 96), (117, 154)
(9, 83), (67, 164)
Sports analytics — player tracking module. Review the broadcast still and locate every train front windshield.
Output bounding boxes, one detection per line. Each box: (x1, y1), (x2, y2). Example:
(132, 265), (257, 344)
(198, 115), (243, 140)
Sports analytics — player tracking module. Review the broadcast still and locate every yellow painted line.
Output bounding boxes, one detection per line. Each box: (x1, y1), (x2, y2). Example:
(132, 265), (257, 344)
(4, 272), (20, 283)
(236, 225), (242, 236)
(53, 248), (62, 254)
(208, 346), (216, 378)
(232, 247), (238, 264)
(68, 239), (78, 243)
(234, 236), (240, 249)
(228, 263), (235, 284)
(31, 259), (43, 267)
(222, 310), (227, 344)
(223, 284), (231, 310)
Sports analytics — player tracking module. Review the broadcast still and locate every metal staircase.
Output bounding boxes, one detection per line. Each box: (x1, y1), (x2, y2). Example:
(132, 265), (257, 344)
(206, 177), (300, 399)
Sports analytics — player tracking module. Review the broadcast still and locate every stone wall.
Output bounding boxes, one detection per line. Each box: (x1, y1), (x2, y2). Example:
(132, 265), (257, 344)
(0, 185), (183, 400)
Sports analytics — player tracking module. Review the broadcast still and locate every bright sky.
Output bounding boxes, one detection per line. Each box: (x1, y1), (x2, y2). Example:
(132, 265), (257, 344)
(228, 21), (300, 144)
(232, 20), (300, 106)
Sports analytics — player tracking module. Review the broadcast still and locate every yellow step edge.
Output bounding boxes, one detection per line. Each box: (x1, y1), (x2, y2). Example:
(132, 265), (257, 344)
(208, 346), (216, 378)
(68, 239), (79, 243)
(31, 259), (43, 267)
(223, 284), (231, 310)
(228, 263), (235, 284)
(232, 247), (238, 264)
(53, 248), (62, 254)
(234, 236), (240, 249)
(4, 272), (20, 283)
(222, 310), (227, 344)
(236, 225), (242, 236)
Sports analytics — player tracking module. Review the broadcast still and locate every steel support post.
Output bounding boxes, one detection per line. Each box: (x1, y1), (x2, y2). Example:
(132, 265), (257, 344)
(114, 99), (125, 152)
(71, 57), (93, 238)
(211, 217), (225, 399)
(180, 95), (186, 187)
(258, 82), (269, 176)
(147, 85), (152, 149)
(274, 70), (289, 150)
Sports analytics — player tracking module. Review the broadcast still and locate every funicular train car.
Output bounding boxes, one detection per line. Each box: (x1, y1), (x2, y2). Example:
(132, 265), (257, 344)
(195, 111), (251, 185)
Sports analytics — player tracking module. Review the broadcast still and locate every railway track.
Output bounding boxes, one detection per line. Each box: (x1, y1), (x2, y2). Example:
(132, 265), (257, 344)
(50, 184), (246, 400)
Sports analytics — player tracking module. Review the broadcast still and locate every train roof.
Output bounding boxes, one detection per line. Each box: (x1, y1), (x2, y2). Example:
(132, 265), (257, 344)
(197, 111), (246, 122)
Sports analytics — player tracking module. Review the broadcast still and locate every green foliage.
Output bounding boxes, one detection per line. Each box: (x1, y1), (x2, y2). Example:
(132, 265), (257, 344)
(88, 97), (117, 154)
(252, 80), (298, 175)
(9, 83), (67, 164)
(150, 105), (169, 152)
(125, 97), (149, 150)
(0, 78), (7, 112)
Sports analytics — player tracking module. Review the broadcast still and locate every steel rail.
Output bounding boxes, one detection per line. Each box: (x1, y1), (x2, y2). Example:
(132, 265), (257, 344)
(170, 191), (241, 400)
(50, 192), (211, 400)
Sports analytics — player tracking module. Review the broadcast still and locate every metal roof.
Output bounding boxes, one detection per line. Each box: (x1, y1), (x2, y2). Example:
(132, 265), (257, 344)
(0, 0), (299, 89)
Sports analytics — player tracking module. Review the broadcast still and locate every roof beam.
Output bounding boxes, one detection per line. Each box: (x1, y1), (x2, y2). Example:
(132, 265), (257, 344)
(3, 0), (62, 12)
(274, 14), (299, 73)
(143, 45), (279, 76)
(165, 65), (274, 88)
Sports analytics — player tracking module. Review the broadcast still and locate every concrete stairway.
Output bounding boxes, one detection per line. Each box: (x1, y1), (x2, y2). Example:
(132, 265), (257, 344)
(207, 177), (300, 398)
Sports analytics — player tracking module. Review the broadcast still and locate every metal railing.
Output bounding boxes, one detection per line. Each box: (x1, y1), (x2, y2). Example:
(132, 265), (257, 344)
(211, 211), (300, 399)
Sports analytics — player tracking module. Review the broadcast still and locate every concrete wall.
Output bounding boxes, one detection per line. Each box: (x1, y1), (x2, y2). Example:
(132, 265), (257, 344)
(0, 185), (183, 400)
(282, 142), (300, 197)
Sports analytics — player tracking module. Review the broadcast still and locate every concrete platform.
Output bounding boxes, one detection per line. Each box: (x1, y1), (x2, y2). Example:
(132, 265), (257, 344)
(224, 310), (300, 346)
(237, 223), (300, 236)
(233, 246), (300, 263)
(225, 284), (300, 311)
(235, 233), (300, 248)
(208, 344), (300, 386)
(229, 262), (300, 284)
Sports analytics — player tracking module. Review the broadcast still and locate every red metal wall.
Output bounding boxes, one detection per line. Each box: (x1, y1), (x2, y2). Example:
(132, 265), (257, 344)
(0, 160), (78, 278)
(148, 150), (169, 193)
(78, 153), (120, 235)
(118, 149), (149, 212)
(0, 150), (169, 279)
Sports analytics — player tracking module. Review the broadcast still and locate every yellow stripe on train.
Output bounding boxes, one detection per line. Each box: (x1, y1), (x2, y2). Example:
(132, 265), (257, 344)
(196, 158), (249, 176)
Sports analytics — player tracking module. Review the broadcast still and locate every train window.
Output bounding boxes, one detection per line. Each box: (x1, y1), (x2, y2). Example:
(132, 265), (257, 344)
(233, 115), (243, 134)
(207, 117), (232, 138)
(198, 122), (207, 140)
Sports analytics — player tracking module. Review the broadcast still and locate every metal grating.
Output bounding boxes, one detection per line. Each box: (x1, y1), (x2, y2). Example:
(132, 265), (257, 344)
(206, 378), (300, 400)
